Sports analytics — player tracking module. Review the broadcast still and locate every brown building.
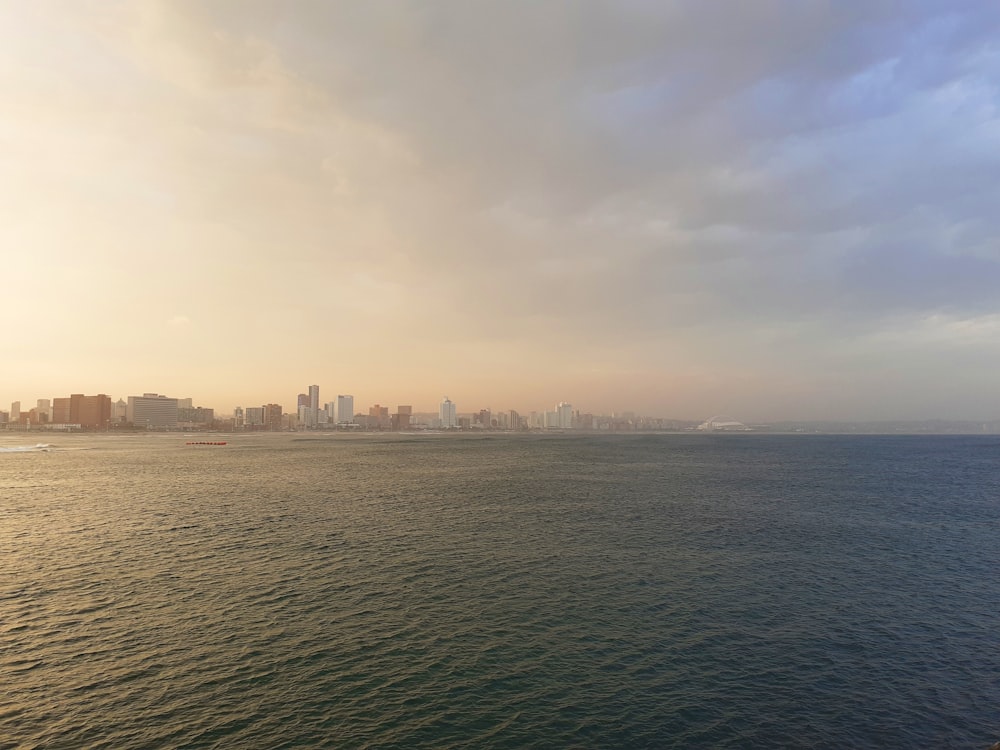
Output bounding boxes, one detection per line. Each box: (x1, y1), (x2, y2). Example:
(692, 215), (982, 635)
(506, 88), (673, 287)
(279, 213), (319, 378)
(52, 394), (112, 428)
(52, 397), (72, 424)
(368, 404), (390, 430)
(263, 404), (283, 431)
(26, 408), (48, 425)
(75, 394), (111, 429)
(392, 405), (413, 431)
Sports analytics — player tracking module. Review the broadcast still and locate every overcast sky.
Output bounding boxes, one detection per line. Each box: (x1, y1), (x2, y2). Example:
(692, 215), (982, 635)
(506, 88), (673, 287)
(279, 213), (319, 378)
(3, 1), (999, 421)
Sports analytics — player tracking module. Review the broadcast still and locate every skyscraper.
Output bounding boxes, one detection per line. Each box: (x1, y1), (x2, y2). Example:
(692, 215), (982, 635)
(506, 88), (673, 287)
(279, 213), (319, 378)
(264, 404), (283, 431)
(308, 384), (320, 427)
(336, 395), (354, 424)
(440, 397), (457, 428)
(557, 402), (573, 429)
(244, 407), (264, 427)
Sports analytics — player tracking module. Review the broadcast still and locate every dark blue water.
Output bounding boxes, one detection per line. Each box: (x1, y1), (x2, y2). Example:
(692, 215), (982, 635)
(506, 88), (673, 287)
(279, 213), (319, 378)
(2, 433), (999, 748)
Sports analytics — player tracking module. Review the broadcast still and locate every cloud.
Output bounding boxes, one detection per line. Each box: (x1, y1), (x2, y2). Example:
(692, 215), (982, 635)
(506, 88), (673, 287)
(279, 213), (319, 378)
(3, 0), (1000, 418)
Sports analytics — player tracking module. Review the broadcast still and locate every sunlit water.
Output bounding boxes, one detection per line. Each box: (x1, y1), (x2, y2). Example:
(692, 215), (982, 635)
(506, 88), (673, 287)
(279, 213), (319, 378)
(2, 432), (998, 748)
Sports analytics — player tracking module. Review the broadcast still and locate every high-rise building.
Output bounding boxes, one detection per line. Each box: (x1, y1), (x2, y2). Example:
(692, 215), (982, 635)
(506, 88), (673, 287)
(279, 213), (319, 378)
(75, 394), (112, 429)
(336, 395), (354, 424)
(392, 405), (412, 431)
(245, 407), (264, 427)
(557, 402), (573, 429)
(113, 399), (127, 423)
(10, 401), (20, 423)
(440, 397), (457, 428)
(52, 398), (71, 424)
(307, 384), (320, 427)
(178, 407), (214, 426)
(234, 406), (245, 428)
(127, 394), (178, 429)
(368, 404), (390, 430)
(48, 394), (112, 428)
(36, 399), (51, 422)
(264, 404), (283, 431)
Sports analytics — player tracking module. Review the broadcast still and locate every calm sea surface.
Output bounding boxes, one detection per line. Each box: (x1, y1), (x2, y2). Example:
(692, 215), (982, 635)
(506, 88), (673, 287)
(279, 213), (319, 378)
(2, 432), (999, 749)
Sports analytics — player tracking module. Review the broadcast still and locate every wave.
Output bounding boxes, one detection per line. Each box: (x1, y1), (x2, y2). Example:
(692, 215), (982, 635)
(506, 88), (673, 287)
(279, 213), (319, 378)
(0, 443), (53, 453)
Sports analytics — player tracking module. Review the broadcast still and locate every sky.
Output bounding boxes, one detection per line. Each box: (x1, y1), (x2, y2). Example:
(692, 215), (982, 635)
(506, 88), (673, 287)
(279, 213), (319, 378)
(2, 1), (1000, 421)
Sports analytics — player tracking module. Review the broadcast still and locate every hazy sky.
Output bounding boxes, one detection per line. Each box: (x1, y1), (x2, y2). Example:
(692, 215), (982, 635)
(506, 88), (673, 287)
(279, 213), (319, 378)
(3, 1), (999, 421)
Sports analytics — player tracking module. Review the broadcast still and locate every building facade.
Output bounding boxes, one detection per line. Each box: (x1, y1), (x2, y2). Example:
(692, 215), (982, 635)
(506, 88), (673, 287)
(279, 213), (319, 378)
(439, 397), (457, 428)
(127, 394), (178, 429)
(244, 407), (264, 427)
(264, 404), (283, 431)
(336, 395), (354, 424)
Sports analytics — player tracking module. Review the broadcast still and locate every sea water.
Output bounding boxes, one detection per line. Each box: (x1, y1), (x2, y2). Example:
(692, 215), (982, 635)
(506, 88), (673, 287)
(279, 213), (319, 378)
(2, 432), (998, 748)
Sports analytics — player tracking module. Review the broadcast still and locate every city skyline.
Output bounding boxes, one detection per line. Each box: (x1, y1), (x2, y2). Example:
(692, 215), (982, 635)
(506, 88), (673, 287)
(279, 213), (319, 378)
(2, 384), (598, 426)
(3, 4), (1000, 422)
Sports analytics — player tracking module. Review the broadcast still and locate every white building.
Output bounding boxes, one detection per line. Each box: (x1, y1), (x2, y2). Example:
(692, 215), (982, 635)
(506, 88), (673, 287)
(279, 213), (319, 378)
(336, 394), (354, 424)
(245, 407), (265, 427)
(440, 397), (457, 428)
(127, 393), (179, 429)
(557, 402), (573, 429)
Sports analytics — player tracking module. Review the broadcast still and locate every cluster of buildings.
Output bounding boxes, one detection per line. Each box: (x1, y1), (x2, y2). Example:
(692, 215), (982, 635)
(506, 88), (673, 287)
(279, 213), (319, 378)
(2, 384), (680, 433)
(1, 394), (215, 431)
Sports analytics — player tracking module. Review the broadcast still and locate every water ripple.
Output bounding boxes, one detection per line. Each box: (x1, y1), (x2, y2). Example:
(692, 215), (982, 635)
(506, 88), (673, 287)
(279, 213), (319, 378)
(2, 434), (999, 748)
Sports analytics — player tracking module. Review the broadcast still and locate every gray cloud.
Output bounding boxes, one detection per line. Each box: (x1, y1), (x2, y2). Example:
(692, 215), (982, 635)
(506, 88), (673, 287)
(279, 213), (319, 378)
(5, 0), (1000, 418)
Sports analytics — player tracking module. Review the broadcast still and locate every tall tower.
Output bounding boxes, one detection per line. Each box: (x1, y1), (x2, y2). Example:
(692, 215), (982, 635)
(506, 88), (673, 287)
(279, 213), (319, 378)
(557, 402), (573, 429)
(439, 397), (457, 428)
(306, 384), (320, 428)
(336, 395), (354, 424)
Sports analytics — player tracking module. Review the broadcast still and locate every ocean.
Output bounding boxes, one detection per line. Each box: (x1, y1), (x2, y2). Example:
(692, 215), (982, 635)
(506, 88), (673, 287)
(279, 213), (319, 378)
(2, 432), (998, 748)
